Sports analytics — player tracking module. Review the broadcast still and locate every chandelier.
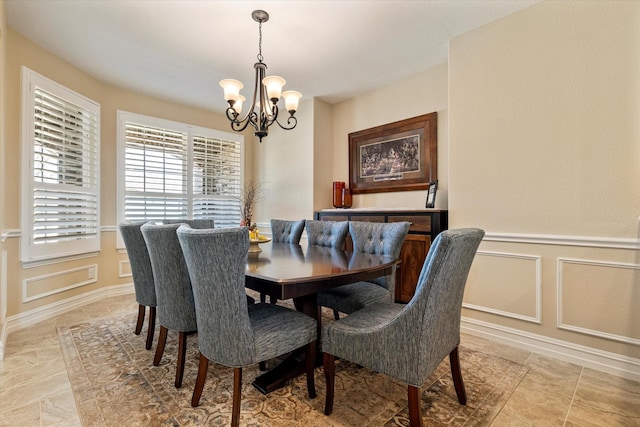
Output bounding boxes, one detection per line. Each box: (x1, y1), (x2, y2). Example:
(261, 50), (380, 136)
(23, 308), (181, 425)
(219, 10), (302, 142)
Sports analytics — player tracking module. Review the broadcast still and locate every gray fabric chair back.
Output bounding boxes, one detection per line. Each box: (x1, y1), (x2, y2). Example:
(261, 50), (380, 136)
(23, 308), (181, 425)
(141, 223), (197, 332)
(348, 221), (410, 290)
(270, 219), (305, 243)
(177, 226), (255, 366)
(409, 228), (485, 380)
(306, 220), (349, 249)
(119, 221), (156, 307)
(163, 219), (215, 229)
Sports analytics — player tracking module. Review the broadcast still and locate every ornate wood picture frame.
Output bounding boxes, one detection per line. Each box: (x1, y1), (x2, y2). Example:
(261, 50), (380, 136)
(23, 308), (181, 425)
(348, 112), (437, 194)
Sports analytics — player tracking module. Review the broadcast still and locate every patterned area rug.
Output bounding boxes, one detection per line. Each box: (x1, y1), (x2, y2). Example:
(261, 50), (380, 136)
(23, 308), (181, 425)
(58, 312), (529, 426)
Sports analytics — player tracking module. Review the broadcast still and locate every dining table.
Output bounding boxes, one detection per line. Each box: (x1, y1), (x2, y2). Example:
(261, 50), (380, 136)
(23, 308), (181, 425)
(245, 241), (399, 394)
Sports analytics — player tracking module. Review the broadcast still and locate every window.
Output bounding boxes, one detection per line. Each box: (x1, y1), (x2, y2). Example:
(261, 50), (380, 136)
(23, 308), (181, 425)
(21, 67), (101, 263)
(116, 111), (243, 247)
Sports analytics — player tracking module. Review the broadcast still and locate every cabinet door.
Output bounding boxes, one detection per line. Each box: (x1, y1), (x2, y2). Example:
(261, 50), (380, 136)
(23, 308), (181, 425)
(395, 234), (430, 303)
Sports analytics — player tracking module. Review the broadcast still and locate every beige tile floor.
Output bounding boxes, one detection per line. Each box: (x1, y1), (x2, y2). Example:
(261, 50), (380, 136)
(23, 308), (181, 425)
(1, 294), (639, 426)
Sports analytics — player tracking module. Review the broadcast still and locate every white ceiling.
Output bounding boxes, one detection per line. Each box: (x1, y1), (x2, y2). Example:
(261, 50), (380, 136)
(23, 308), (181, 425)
(6, 0), (538, 114)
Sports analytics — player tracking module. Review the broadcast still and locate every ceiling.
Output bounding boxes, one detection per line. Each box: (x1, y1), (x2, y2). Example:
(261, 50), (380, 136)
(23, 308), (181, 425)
(6, 0), (538, 114)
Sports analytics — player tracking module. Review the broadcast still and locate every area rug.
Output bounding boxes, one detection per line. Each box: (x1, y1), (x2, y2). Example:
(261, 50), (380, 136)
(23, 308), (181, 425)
(58, 312), (529, 426)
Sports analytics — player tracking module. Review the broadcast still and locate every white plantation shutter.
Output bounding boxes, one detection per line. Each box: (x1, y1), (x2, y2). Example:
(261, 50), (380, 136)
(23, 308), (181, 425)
(192, 133), (242, 228)
(21, 68), (101, 263)
(117, 112), (243, 246)
(123, 122), (189, 221)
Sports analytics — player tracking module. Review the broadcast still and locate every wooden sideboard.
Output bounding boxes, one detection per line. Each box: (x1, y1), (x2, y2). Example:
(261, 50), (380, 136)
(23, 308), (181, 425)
(314, 209), (448, 303)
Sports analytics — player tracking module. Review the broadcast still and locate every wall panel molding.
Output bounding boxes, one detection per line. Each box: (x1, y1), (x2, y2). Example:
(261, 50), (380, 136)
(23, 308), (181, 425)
(119, 259), (132, 278)
(463, 251), (542, 323)
(22, 264), (98, 303)
(557, 257), (640, 346)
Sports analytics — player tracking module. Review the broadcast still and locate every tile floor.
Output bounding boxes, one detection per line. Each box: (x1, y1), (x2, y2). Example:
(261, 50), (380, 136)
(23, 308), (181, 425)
(1, 294), (639, 426)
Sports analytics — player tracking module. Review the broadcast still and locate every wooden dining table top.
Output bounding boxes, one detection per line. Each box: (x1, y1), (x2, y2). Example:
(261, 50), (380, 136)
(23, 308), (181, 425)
(244, 241), (398, 302)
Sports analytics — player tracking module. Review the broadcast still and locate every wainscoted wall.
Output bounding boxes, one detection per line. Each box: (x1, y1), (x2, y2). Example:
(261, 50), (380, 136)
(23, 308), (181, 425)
(448, 0), (639, 381)
(326, 1), (639, 381)
(0, 28), (255, 359)
(461, 232), (639, 380)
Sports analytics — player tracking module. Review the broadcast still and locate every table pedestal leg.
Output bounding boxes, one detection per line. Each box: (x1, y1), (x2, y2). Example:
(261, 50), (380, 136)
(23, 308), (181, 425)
(251, 294), (321, 395)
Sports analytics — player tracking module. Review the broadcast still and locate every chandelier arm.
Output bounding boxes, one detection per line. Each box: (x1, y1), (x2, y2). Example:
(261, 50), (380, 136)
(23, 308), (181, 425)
(274, 114), (298, 130)
(225, 107), (253, 132)
(261, 104), (279, 128)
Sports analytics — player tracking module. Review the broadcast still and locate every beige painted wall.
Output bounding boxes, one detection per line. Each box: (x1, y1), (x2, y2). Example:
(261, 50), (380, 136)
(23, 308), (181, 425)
(1, 0), (8, 330)
(2, 29), (253, 317)
(449, 0), (640, 361)
(326, 1), (639, 370)
(253, 97), (314, 224)
(331, 63), (449, 210)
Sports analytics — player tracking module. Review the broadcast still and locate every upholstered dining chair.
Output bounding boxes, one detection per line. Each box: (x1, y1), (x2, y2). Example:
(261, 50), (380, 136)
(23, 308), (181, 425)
(140, 222), (197, 388)
(177, 225), (317, 427)
(270, 218), (306, 243)
(317, 221), (410, 319)
(305, 219), (349, 249)
(321, 228), (484, 427)
(118, 221), (156, 350)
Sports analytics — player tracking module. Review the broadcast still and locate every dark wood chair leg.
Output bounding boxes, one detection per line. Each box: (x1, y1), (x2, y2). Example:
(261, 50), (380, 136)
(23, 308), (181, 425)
(449, 346), (467, 405)
(260, 292), (266, 303)
(145, 306), (156, 350)
(408, 385), (424, 427)
(175, 331), (188, 388)
(305, 341), (317, 399)
(231, 367), (243, 427)
(259, 361), (267, 371)
(333, 309), (340, 320)
(135, 304), (145, 335)
(153, 326), (168, 366)
(323, 353), (335, 415)
(191, 353), (209, 407)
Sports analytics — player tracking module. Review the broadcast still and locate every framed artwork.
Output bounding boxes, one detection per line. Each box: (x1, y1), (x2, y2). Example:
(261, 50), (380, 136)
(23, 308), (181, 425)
(425, 180), (438, 208)
(348, 112), (437, 194)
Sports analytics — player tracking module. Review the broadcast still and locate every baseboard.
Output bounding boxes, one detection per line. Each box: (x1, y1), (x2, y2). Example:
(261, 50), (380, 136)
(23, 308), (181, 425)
(462, 317), (640, 382)
(0, 283), (134, 360)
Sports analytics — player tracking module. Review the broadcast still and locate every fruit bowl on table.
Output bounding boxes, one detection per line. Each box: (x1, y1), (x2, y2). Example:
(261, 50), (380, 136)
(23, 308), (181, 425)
(248, 237), (271, 253)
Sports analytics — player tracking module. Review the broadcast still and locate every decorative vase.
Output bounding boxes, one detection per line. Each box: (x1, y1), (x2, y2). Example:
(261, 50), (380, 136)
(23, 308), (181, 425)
(342, 187), (352, 208)
(333, 181), (345, 208)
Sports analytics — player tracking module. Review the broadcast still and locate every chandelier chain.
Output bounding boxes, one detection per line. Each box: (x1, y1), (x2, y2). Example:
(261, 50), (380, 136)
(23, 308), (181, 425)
(257, 21), (263, 63)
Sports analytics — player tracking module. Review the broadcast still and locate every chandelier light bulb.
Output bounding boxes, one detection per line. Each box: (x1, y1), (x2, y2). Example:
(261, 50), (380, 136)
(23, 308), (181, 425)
(233, 95), (245, 115)
(262, 76), (286, 102)
(220, 79), (243, 102)
(282, 90), (302, 113)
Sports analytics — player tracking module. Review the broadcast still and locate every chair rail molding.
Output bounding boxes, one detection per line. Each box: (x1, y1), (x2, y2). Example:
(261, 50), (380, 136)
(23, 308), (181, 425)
(484, 232), (640, 250)
(1, 229), (20, 243)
